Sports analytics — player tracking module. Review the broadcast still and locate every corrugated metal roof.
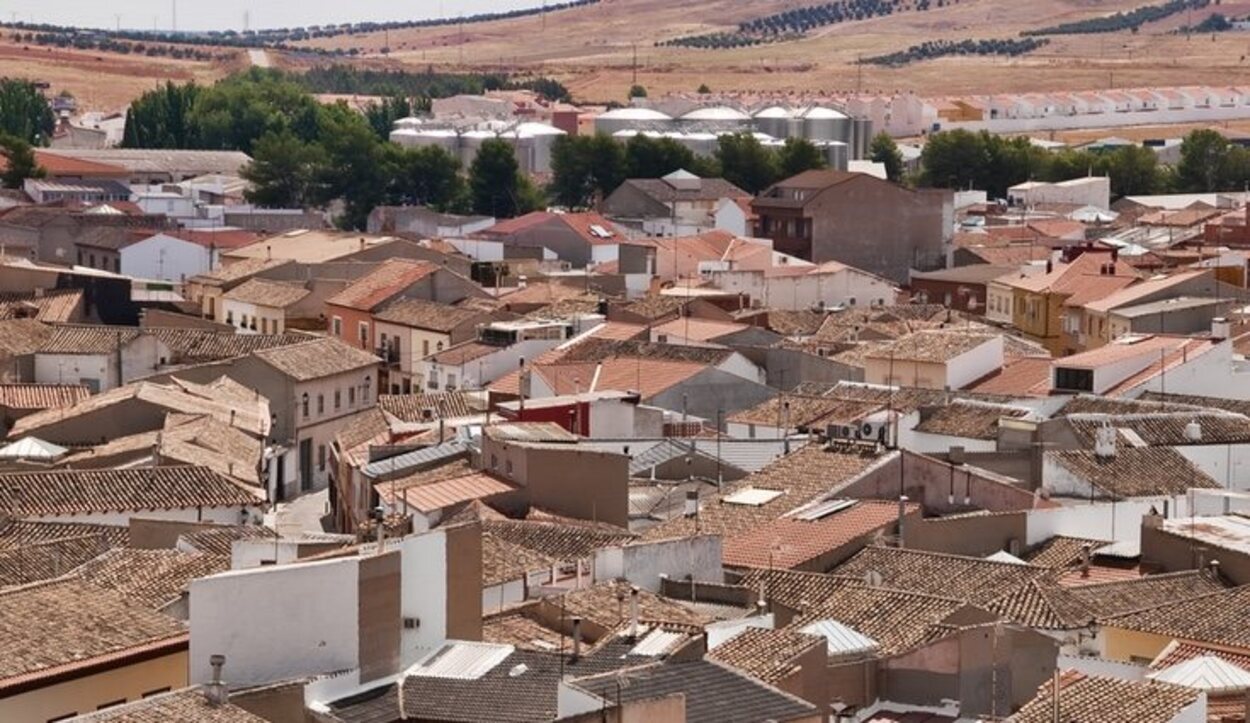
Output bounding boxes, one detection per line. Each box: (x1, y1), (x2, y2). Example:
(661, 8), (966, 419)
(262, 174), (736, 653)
(1149, 655), (1250, 693)
(363, 440), (470, 479)
(798, 619), (879, 657)
(629, 627), (687, 657)
(722, 487), (784, 506)
(406, 642), (515, 680)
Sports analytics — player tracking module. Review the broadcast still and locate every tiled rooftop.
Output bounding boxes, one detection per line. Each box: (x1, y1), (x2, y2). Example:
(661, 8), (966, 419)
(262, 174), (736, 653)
(914, 401), (1031, 440)
(1046, 447), (1221, 499)
(0, 466), (261, 518)
(325, 259), (439, 311)
(374, 297), (485, 331)
(0, 289), (83, 323)
(73, 548), (231, 610)
(1011, 671), (1201, 723)
(867, 330), (1001, 364)
(0, 383), (90, 411)
(252, 336), (379, 381)
(832, 546), (1048, 605)
(0, 578), (186, 689)
(723, 500), (916, 570)
(706, 627), (825, 684)
(480, 518), (634, 561)
(220, 278), (310, 308)
(1100, 584), (1250, 649)
(67, 687), (267, 722)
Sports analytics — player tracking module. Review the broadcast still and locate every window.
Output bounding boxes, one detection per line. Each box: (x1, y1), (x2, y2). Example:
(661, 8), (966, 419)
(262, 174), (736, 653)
(261, 318), (269, 334)
(226, 310), (234, 325)
(334, 389), (342, 410)
(302, 393), (310, 418)
(436, 341), (444, 352)
(358, 321), (369, 346)
(332, 317), (342, 337)
(318, 444), (326, 471)
(446, 373), (456, 391)
(363, 375), (371, 401)
(1054, 367), (1094, 393)
(317, 394), (325, 414)
(423, 339), (430, 356)
(348, 386), (356, 405)
(76, 250), (83, 265)
(81, 378), (101, 394)
(89, 253), (96, 267)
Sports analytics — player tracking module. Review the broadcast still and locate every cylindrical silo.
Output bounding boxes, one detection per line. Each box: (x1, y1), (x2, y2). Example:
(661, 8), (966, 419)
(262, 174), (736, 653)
(820, 141), (849, 171)
(593, 108), (673, 136)
(850, 118), (874, 160)
(801, 106), (852, 146)
(460, 129), (496, 170)
(514, 122), (567, 174)
(753, 106), (793, 140)
(680, 106), (751, 131)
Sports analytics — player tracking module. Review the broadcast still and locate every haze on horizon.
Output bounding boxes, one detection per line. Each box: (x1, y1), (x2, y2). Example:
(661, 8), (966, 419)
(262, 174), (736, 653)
(6, 0), (542, 32)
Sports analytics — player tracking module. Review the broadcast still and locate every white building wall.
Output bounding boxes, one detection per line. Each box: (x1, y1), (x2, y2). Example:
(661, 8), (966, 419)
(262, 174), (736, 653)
(1024, 496), (1187, 547)
(446, 237), (506, 262)
(483, 579), (526, 613)
(1177, 444), (1250, 493)
(946, 337), (1004, 390)
(592, 536), (723, 593)
(120, 234), (214, 282)
(898, 429), (996, 454)
(34, 353), (111, 392)
(398, 532), (448, 657)
(714, 200), (749, 236)
(190, 557), (361, 685)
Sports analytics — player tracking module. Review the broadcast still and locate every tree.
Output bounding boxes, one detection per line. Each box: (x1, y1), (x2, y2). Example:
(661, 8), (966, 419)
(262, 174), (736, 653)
(471, 138), (537, 218)
(241, 130), (328, 208)
(550, 134), (626, 208)
(777, 138), (827, 178)
(316, 116), (398, 229)
(1175, 129), (1230, 192)
(364, 95), (413, 141)
(920, 129), (986, 191)
(697, 83), (711, 94)
(123, 81), (202, 148)
(0, 79), (55, 145)
(623, 134), (697, 179)
(1104, 144), (1161, 197)
(388, 145), (466, 212)
(0, 134), (44, 188)
(628, 84), (648, 99)
(868, 132), (905, 182)
(715, 133), (780, 194)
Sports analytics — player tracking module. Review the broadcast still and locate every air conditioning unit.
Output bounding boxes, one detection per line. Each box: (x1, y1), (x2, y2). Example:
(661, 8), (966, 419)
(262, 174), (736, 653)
(826, 423), (858, 441)
(857, 420), (889, 443)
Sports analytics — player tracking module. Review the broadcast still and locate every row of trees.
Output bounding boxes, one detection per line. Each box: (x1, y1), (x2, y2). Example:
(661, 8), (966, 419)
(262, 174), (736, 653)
(1023, 0), (1210, 35)
(864, 37), (1048, 66)
(548, 133), (830, 207)
(664, 0), (934, 49)
(2, 0), (602, 51)
(915, 128), (1250, 199)
(297, 66), (570, 104)
(11, 32), (231, 61)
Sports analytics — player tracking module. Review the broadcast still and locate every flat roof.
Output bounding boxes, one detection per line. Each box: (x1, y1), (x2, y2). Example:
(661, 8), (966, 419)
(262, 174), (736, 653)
(1161, 515), (1250, 556)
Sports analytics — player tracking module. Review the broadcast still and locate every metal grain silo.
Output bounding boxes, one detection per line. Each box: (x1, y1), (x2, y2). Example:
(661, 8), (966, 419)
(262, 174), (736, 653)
(513, 122), (566, 174)
(753, 106), (793, 140)
(801, 106), (852, 145)
(394, 116), (423, 130)
(594, 108), (673, 136)
(680, 106), (751, 131)
(459, 129), (497, 170)
(849, 118), (874, 160)
(820, 141), (849, 171)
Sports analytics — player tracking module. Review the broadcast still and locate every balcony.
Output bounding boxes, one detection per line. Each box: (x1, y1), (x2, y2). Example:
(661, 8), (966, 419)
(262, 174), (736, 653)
(374, 346), (400, 367)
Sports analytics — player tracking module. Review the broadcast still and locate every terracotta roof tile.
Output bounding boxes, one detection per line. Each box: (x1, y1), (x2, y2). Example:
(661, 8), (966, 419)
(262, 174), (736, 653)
(707, 627), (825, 684)
(1101, 584), (1250, 649)
(0, 466), (260, 518)
(914, 401), (1031, 440)
(1047, 447), (1221, 499)
(1023, 536), (1110, 568)
(374, 298), (484, 331)
(68, 687), (267, 722)
(1012, 672), (1201, 723)
(832, 546), (1048, 605)
(73, 548), (230, 610)
(481, 518), (634, 561)
(377, 470), (516, 513)
(723, 500), (916, 570)
(325, 259), (439, 311)
(0, 289), (83, 323)
(0, 578), (186, 689)
(38, 325), (143, 354)
(0, 383), (90, 411)
(252, 336), (379, 381)
(378, 392), (481, 421)
(221, 278), (309, 308)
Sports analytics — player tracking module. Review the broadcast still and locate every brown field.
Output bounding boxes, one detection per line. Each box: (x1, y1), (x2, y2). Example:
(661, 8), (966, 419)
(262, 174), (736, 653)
(0, 37), (236, 110)
(291, 0), (1250, 102)
(6, 0), (1250, 112)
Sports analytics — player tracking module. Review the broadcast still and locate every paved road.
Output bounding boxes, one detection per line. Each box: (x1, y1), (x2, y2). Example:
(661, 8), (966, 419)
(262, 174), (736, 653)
(247, 49), (272, 68)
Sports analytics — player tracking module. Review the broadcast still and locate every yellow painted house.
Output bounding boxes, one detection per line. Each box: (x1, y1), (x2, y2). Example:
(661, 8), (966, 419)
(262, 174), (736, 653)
(1003, 251), (1138, 356)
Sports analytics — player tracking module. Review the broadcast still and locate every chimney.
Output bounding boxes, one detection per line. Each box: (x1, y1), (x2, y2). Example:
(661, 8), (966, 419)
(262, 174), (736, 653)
(1079, 543), (1091, 578)
(204, 654), (228, 707)
(1045, 259), (1053, 274)
(1209, 559), (1221, 581)
(897, 495), (909, 548)
(266, 245), (271, 259)
(684, 490), (698, 518)
(1212, 317), (1232, 340)
(571, 617), (583, 660)
(628, 586), (640, 639)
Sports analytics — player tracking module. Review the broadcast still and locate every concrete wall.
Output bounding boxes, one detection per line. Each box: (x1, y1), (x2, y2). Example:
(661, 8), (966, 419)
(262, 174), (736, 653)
(903, 512), (1028, 558)
(190, 556), (362, 685)
(650, 367), (778, 422)
(121, 233), (213, 282)
(1141, 517), (1250, 585)
(592, 536), (723, 592)
(488, 442), (629, 527)
(840, 451), (1043, 515)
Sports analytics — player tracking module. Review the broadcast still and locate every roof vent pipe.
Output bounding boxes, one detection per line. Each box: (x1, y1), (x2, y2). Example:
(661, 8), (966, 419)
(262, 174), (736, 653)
(204, 654), (228, 707)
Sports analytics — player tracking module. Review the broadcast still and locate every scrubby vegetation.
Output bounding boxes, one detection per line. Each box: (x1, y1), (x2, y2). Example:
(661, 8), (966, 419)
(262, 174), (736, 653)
(863, 37), (1048, 66)
(1023, 0), (1210, 36)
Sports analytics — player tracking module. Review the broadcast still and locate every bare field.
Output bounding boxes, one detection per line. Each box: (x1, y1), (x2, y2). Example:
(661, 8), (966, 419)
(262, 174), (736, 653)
(0, 39), (236, 111)
(290, 0), (1250, 102)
